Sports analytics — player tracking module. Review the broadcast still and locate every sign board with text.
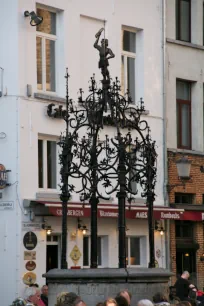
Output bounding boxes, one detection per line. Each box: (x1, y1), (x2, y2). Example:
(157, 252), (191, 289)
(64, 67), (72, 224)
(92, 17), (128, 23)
(0, 201), (14, 210)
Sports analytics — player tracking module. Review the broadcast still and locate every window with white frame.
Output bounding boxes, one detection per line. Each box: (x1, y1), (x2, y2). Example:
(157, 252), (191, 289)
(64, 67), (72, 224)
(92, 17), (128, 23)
(126, 236), (146, 266)
(38, 138), (57, 189)
(121, 28), (136, 102)
(83, 236), (108, 267)
(36, 8), (57, 93)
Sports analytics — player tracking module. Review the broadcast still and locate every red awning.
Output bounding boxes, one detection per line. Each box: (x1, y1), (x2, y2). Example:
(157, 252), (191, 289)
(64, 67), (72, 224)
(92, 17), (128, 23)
(35, 201), (204, 221)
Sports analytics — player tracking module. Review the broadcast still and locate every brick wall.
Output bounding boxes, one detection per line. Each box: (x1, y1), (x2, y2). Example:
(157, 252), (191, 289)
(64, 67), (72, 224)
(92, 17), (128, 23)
(168, 151), (204, 289)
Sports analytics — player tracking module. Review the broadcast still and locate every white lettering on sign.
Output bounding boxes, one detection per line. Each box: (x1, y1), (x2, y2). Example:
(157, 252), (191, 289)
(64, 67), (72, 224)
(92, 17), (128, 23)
(99, 210), (118, 217)
(56, 209), (84, 216)
(161, 212), (180, 219)
(0, 201), (14, 210)
(135, 212), (148, 218)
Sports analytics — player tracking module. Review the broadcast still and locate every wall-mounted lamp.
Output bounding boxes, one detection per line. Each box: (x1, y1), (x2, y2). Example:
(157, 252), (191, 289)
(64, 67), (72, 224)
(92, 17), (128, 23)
(167, 156), (192, 192)
(24, 11), (43, 26)
(77, 218), (88, 235)
(184, 253), (190, 257)
(155, 221), (165, 236)
(42, 220), (53, 235)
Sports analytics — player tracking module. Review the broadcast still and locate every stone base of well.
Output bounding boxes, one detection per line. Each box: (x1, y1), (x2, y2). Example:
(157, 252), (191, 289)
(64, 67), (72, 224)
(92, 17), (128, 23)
(43, 268), (173, 306)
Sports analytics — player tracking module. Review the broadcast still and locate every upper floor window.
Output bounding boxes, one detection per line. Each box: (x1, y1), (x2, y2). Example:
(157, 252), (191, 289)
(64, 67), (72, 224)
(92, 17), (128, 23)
(175, 221), (194, 238)
(38, 138), (57, 189)
(175, 193), (195, 204)
(121, 29), (136, 102)
(176, 80), (191, 149)
(36, 8), (57, 93)
(176, 0), (191, 42)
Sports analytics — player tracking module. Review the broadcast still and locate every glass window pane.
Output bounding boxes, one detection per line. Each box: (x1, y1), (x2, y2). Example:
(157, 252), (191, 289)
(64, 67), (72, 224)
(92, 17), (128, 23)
(127, 57), (135, 101)
(130, 237), (140, 265)
(123, 31), (136, 53)
(180, 0), (190, 42)
(181, 104), (190, 147)
(176, 81), (190, 100)
(46, 40), (56, 92)
(38, 139), (43, 188)
(36, 37), (43, 90)
(47, 141), (56, 189)
(98, 237), (102, 266)
(53, 235), (58, 242)
(36, 9), (56, 35)
(83, 236), (89, 266)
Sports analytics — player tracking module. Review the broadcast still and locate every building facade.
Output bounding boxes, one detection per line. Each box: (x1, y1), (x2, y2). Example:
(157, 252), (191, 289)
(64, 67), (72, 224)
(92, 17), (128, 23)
(0, 1), (169, 305)
(166, 0), (204, 289)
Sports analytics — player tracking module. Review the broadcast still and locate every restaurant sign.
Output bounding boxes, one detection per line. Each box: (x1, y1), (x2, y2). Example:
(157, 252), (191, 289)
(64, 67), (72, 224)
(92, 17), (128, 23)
(49, 207), (204, 221)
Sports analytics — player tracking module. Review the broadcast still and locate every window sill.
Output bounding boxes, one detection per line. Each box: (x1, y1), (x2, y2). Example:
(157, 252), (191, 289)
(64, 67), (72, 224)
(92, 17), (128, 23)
(167, 38), (204, 51)
(168, 148), (204, 157)
(34, 92), (66, 103)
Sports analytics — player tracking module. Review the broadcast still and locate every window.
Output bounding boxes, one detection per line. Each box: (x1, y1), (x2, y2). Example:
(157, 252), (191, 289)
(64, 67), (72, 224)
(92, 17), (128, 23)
(36, 8), (56, 92)
(83, 236), (108, 267)
(121, 29), (136, 102)
(175, 193), (195, 204)
(125, 236), (148, 266)
(38, 138), (57, 189)
(175, 221), (194, 238)
(176, 80), (191, 149)
(176, 0), (191, 42)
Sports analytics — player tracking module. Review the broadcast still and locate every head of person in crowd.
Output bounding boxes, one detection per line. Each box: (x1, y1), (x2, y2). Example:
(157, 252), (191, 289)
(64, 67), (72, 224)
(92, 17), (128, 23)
(138, 300), (154, 306)
(104, 298), (118, 306)
(55, 292), (79, 306)
(153, 292), (169, 305)
(73, 298), (87, 306)
(24, 286), (41, 306)
(115, 295), (129, 306)
(96, 303), (104, 306)
(180, 301), (191, 306)
(41, 285), (48, 297)
(181, 271), (190, 280)
(117, 290), (132, 306)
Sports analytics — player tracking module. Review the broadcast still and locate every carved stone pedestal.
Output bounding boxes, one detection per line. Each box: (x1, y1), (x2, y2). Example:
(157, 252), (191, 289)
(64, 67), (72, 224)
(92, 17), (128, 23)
(43, 268), (173, 306)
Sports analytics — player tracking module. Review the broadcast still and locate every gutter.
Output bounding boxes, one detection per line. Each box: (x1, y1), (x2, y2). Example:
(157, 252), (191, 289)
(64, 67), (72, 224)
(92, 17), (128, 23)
(161, 0), (171, 270)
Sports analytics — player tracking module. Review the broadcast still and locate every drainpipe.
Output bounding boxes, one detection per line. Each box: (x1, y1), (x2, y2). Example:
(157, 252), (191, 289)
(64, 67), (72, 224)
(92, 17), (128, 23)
(161, 0), (170, 270)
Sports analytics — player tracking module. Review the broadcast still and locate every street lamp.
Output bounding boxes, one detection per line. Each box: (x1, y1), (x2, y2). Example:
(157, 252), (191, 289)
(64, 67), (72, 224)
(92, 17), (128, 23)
(168, 156), (191, 192)
(47, 29), (157, 269)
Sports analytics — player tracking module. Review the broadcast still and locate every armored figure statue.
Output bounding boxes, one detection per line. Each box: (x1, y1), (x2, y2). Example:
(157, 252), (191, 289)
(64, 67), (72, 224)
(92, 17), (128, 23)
(94, 28), (115, 81)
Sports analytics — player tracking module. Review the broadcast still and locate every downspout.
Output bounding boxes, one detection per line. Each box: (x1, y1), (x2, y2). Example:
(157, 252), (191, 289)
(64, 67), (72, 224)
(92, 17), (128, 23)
(161, 0), (170, 270)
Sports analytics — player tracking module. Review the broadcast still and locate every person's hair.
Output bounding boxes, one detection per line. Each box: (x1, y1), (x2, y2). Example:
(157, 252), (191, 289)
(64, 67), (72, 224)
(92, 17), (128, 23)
(29, 283), (39, 288)
(153, 293), (168, 303)
(118, 290), (132, 301)
(42, 285), (48, 289)
(104, 298), (117, 306)
(24, 287), (37, 300)
(138, 300), (154, 306)
(96, 303), (104, 306)
(115, 295), (128, 306)
(55, 292), (79, 306)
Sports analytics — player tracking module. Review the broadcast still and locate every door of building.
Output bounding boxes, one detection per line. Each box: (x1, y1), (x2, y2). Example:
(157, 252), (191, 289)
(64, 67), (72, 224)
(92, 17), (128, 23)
(176, 250), (196, 284)
(46, 235), (61, 272)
